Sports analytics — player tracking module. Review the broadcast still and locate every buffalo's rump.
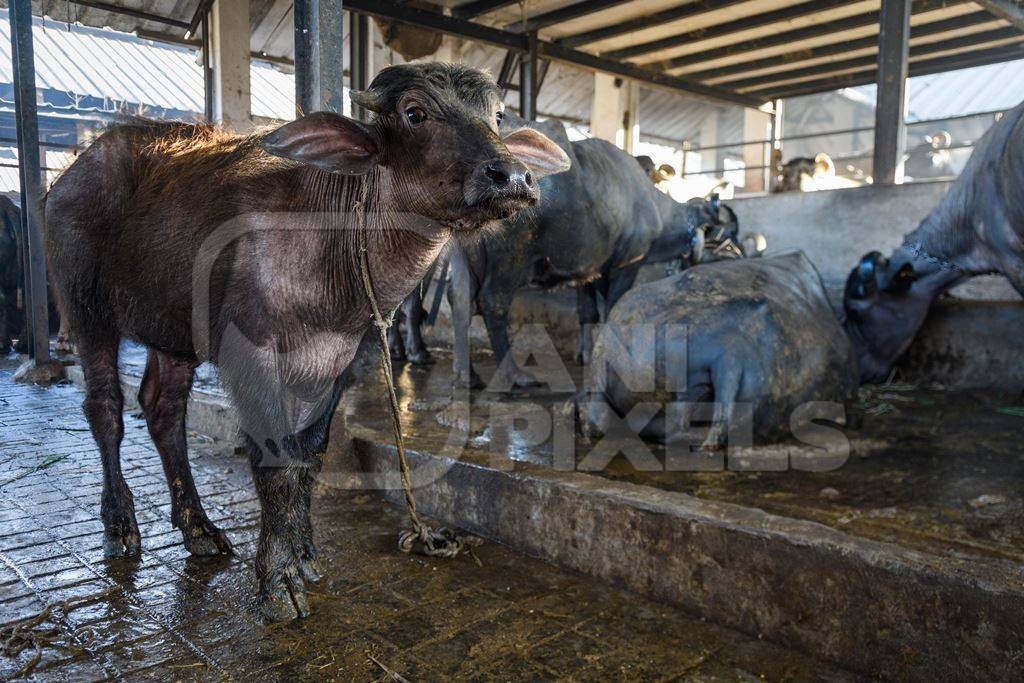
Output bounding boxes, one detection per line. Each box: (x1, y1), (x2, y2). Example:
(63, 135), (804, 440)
(589, 251), (858, 443)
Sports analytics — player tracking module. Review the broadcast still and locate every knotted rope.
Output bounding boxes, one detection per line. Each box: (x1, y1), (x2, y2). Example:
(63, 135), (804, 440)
(353, 178), (482, 561)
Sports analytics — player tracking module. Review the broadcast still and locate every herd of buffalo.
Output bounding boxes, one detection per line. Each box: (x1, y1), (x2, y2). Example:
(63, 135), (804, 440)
(2, 63), (1021, 621)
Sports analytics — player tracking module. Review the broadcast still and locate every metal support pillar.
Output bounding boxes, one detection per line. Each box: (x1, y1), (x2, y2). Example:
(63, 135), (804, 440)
(201, 15), (214, 120)
(294, 0), (345, 115)
(519, 32), (537, 120)
(873, 0), (910, 185)
(349, 11), (370, 120)
(8, 0), (50, 362)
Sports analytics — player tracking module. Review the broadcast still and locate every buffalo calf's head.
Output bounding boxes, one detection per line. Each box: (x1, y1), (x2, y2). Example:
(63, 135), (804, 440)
(261, 63), (570, 231)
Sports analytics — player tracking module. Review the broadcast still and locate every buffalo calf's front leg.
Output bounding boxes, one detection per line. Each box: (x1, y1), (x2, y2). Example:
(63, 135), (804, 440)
(248, 441), (319, 621)
(139, 350), (231, 556)
(245, 376), (342, 621)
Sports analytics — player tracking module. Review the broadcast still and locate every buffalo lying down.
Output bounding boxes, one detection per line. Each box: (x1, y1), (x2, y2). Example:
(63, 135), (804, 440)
(845, 99), (1024, 381)
(45, 63), (569, 621)
(582, 252), (859, 449)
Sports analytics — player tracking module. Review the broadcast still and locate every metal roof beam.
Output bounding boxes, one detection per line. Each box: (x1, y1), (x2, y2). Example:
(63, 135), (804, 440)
(559, 0), (748, 48)
(344, 0), (763, 108)
(505, 0), (633, 34)
(605, 0), (857, 61)
(688, 10), (996, 83)
(725, 26), (1021, 91)
(65, 0), (190, 30)
(976, 0), (1024, 31)
(538, 40), (762, 106)
(750, 42), (1024, 100)
(659, 0), (968, 72)
(452, 0), (517, 20)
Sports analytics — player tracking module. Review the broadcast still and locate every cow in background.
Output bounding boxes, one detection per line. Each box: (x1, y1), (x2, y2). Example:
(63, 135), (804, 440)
(773, 153), (835, 192)
(1, 195), (20, 353)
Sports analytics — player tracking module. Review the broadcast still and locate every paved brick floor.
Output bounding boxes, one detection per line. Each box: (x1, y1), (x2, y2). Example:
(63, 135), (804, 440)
(0, 363), (857, 681)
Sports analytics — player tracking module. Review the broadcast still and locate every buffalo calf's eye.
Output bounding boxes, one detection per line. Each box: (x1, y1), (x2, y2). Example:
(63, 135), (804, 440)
(406, 107), (427, 125)
(496, 111), (504, 126)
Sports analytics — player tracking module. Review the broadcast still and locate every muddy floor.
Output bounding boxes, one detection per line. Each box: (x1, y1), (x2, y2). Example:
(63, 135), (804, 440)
(0, 359), (860, 681)
(344, 349), (1024, 574)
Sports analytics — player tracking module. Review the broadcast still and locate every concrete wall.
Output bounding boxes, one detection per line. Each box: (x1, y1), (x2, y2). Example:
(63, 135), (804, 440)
(726, 182), (1021, 302)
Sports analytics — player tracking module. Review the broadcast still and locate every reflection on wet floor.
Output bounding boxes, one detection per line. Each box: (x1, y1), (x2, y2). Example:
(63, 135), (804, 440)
(345, 349), (1024, 570)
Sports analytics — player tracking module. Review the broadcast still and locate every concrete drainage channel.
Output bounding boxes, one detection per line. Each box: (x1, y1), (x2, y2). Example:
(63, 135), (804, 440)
(66, 363), (1024, 681)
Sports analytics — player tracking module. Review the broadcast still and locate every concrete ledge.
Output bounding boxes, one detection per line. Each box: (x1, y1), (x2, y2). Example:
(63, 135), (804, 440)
(353, 436), (1024, 682)
(65, 364), (239, 441)
(898, 300), (1024, 390)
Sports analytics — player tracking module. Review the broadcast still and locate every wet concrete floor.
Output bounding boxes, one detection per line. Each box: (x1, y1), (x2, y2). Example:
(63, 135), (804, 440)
(0, 359), (859, 681)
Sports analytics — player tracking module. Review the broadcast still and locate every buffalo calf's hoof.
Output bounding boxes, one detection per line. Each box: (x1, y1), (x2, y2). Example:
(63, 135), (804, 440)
(101, 492), (141, 558)
(182, 521), (233, 556)
(102, 525), (142, 558)
(259, 569), (310, 622)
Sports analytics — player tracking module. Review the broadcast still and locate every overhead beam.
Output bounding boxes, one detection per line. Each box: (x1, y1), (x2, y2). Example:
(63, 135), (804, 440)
(688, 10), (996, 83)
(344, 0), (762, 108)
(452, 0), (516, 20)
(7, 0), (51, 363)
(559, 0), (748, 49)
(606, 0), (856, 61)
(66, 0), (190, 30)
(505, 0), (632, 34)
(725, 26), (1021, 91)
(659, 0), (968, 72)
(873, 0), (911, 185)
(976, 0), (1024, 31)
(750, 42), (1024, 100)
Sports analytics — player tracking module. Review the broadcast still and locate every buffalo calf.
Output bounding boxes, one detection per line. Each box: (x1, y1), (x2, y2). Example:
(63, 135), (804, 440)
(44, 63), (569, 621)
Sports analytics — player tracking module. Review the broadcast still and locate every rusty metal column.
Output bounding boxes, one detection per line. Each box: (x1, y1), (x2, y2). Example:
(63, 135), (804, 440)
(519, 32), (537, 121)
(8, 0), (50, 363)
(873, 0), (910, 185)
(295, 0), (345, 115)
(349, 12), (370, 121)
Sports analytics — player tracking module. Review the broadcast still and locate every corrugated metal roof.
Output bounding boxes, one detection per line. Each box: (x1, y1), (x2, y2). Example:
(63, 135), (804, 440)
(4, 0), (1020, 107)
(0, 9), (294, 119)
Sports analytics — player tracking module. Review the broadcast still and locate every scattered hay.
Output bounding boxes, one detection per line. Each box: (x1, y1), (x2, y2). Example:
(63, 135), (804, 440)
(0, 453), (71, 488)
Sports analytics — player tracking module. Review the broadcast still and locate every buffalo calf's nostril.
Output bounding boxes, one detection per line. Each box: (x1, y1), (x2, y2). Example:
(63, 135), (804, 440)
(525, 171), (533, 185)
(485, 165), (510, 187)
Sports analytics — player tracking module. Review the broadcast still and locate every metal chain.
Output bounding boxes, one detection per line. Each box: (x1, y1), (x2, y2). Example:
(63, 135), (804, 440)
(902, 240), (964, 272)
(353, 177), (482, 561)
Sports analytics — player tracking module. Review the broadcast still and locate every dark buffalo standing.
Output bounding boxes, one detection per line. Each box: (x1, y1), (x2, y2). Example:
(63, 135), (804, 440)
(1, 195), (20, 353)
(448, 115), (738, 388)
(844, 100), (1024, 382)
(44, 63), (569, 621)
(582, 252), (858, 449)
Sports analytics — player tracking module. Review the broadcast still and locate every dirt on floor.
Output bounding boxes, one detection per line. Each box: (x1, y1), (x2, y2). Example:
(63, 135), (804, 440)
(0, 358), (859, 681)
(344, 350), (1024, 574)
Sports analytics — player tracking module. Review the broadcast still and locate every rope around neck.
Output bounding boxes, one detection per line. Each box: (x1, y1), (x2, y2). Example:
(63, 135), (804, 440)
(353, 178), (482, 561)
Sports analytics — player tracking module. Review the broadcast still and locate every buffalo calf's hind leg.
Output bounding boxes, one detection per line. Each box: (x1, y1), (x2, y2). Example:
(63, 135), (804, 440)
(139, 350), (232, 556)
(79, 336), (141, 557)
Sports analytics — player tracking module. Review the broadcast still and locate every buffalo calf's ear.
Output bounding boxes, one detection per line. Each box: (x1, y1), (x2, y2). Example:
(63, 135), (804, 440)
(261, 112), (379, 175)
(501, 128), (571, 177)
